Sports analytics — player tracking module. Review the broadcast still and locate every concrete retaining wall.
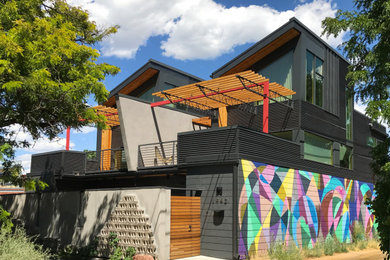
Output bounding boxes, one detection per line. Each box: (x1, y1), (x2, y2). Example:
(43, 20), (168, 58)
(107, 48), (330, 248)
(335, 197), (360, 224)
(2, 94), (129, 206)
(0, 187), (170, 259)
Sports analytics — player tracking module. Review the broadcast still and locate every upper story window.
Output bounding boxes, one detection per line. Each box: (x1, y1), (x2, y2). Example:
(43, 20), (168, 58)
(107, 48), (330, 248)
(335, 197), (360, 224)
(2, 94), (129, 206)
(304, 132), (333, 165)
(339, 144), (352, 169)
(346, 94), (353, 140)
(306, 51), (324, 107)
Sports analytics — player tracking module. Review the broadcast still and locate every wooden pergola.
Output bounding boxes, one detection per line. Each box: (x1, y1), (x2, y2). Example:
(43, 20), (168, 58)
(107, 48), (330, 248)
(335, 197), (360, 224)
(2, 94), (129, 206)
(65, 105), (120, 150)
(151, 70), (295, 133)
(94, 105), (120, 127)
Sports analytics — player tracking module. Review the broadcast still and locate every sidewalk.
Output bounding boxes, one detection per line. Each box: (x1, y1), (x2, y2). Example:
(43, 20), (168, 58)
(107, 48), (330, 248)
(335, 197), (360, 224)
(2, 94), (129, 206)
(174, 248), (386, 260)
(312, 248), (386, 260)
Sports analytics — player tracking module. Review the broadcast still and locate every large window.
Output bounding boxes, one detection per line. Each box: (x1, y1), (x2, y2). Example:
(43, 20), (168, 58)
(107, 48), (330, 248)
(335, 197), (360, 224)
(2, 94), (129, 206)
(340, 144), (352, 169)
(304, 132), (333, 165)
(306, 51), (324, 107)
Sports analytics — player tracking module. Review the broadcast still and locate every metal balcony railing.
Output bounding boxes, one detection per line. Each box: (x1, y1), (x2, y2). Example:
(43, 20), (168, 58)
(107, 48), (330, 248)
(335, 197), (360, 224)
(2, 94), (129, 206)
(138, 141), (177, 169)
(85, 148), (127, 173)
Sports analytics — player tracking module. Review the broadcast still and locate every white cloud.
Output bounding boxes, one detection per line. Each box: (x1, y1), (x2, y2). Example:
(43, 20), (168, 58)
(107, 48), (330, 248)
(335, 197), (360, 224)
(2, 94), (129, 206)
(354, 100), (367, 115)
(68, 0), (345, 60)
(15, 153), (32, 174)
(71, 126), (96, 135)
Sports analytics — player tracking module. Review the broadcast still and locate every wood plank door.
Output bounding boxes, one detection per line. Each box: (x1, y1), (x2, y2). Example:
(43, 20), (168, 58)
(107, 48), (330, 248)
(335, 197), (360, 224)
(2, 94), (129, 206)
(170, 196), (201, 259)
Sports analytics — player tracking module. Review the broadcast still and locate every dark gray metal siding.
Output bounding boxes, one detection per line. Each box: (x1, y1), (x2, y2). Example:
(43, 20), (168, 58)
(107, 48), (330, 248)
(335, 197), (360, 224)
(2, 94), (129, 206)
(178, 127), (238, 164)
(178, 126), (373, 182)
(300, 100), (345, 142)
(30, 151), (86, 176)
(323, 49), (341, 116)
(111, 126), (124, 149)
(353, 111), (387, 183)
(186, 165), (234, 259)
(227, 100), (299, 133)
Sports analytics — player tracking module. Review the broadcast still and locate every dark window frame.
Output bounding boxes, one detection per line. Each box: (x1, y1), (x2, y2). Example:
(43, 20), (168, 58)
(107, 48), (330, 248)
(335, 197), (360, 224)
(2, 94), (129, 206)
(306, 51), (324, 107)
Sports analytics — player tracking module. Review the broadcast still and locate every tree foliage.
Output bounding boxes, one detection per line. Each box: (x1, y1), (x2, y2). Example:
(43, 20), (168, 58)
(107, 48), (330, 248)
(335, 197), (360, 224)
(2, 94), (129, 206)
(368, 140), (390, 257)
(0, 0), (120, 189)
(322, 0), (390, 257)
(322, 0), (390, 123)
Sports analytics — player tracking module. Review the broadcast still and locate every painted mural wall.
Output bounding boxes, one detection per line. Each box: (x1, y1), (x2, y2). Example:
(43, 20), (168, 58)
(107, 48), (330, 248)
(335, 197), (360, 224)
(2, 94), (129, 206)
(238, 159), (375, 258)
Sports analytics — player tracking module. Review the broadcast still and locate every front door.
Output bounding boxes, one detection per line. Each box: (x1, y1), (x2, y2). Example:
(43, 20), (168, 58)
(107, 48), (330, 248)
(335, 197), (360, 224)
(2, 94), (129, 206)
(170, 196), (201, 259)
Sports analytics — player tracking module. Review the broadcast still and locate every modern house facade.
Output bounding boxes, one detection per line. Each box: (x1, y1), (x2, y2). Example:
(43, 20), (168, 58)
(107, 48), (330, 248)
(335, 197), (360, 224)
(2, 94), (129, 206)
(19, 17), (387, 259)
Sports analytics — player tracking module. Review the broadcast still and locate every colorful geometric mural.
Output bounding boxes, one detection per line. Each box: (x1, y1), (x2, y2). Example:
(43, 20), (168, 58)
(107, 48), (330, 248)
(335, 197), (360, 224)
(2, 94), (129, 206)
(238, 159), (375, 258)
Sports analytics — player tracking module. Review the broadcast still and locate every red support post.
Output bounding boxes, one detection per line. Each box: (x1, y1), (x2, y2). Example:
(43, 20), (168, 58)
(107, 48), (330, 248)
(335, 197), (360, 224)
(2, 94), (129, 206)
(66, 127), (70, 150)
(263, 82), (269, 133)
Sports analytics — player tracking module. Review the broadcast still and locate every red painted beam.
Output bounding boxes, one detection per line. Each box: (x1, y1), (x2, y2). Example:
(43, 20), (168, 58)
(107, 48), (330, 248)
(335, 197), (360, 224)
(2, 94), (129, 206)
(150, 81), (268, 107)
(262, 81), (269, 133)
(66, 127), (70, 150)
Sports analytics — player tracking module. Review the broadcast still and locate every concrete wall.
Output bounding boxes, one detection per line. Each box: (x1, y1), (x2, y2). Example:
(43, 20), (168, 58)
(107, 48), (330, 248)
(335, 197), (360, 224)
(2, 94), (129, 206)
(117, 95), (199, 171)
(0, 188), (171, 259)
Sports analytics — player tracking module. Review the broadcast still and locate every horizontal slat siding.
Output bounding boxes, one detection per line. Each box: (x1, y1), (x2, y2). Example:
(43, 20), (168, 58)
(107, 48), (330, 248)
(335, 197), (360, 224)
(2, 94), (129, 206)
(227, 100), (300, 132)
(186, 172), (233, 259)
(178, 128), (238, 164)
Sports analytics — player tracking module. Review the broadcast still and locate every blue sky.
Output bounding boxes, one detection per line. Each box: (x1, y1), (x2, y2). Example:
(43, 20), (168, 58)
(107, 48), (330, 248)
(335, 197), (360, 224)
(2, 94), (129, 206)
(15, 0), (358, 173)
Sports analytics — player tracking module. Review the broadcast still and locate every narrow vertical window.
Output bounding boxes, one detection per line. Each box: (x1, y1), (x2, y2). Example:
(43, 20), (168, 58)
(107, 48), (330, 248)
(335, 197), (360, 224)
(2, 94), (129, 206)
(346, 94), (352, 140)
(306, 51), (324, 107)
(306, 52), (314, 103)
(340, 144), (352, 169)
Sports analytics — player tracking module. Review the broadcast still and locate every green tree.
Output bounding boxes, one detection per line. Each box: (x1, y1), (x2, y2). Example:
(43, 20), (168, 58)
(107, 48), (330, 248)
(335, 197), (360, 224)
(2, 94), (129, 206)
(322, 0), (390, 257)
(0, 0), (120, 189)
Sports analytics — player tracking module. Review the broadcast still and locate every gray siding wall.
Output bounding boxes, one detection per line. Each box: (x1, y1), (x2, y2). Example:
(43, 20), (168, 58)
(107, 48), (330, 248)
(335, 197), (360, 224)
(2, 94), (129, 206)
(292, 31), (346, 117)
(227, 100), (300, 133)
(353, 111), (387, 183)
(178, 126), (375, 182)
(186, 166), (234, 259)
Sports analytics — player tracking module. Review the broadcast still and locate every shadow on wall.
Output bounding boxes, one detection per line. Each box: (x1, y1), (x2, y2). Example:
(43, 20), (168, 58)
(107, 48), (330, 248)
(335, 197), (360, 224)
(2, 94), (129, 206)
(0, 191), (121, 249)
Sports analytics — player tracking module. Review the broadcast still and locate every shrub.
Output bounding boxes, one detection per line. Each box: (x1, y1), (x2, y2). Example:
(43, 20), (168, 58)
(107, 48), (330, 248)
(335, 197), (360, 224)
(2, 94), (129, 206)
(303, 241), (323, 258)
(268, 242), (302, 260)
(333, 235), (348, 253)
(108, 232), (136, 260)
(323, 235), (336, 256)
(351, 221), (366, 243)
(0, 227), (51, 260)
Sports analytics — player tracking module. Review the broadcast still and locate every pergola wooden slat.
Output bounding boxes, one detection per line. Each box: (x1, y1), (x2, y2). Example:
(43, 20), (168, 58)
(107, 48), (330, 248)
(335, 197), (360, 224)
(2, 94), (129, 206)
(65, 105), (120, 151)
(94, 105), (120, 127)
(151, 70), (295, 133)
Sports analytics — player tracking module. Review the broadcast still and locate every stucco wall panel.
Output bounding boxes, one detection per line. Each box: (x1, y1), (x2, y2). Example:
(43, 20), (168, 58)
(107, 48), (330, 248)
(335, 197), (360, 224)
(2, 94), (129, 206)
(117, 96), (199, 171)
(0, 188), (170, 259)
